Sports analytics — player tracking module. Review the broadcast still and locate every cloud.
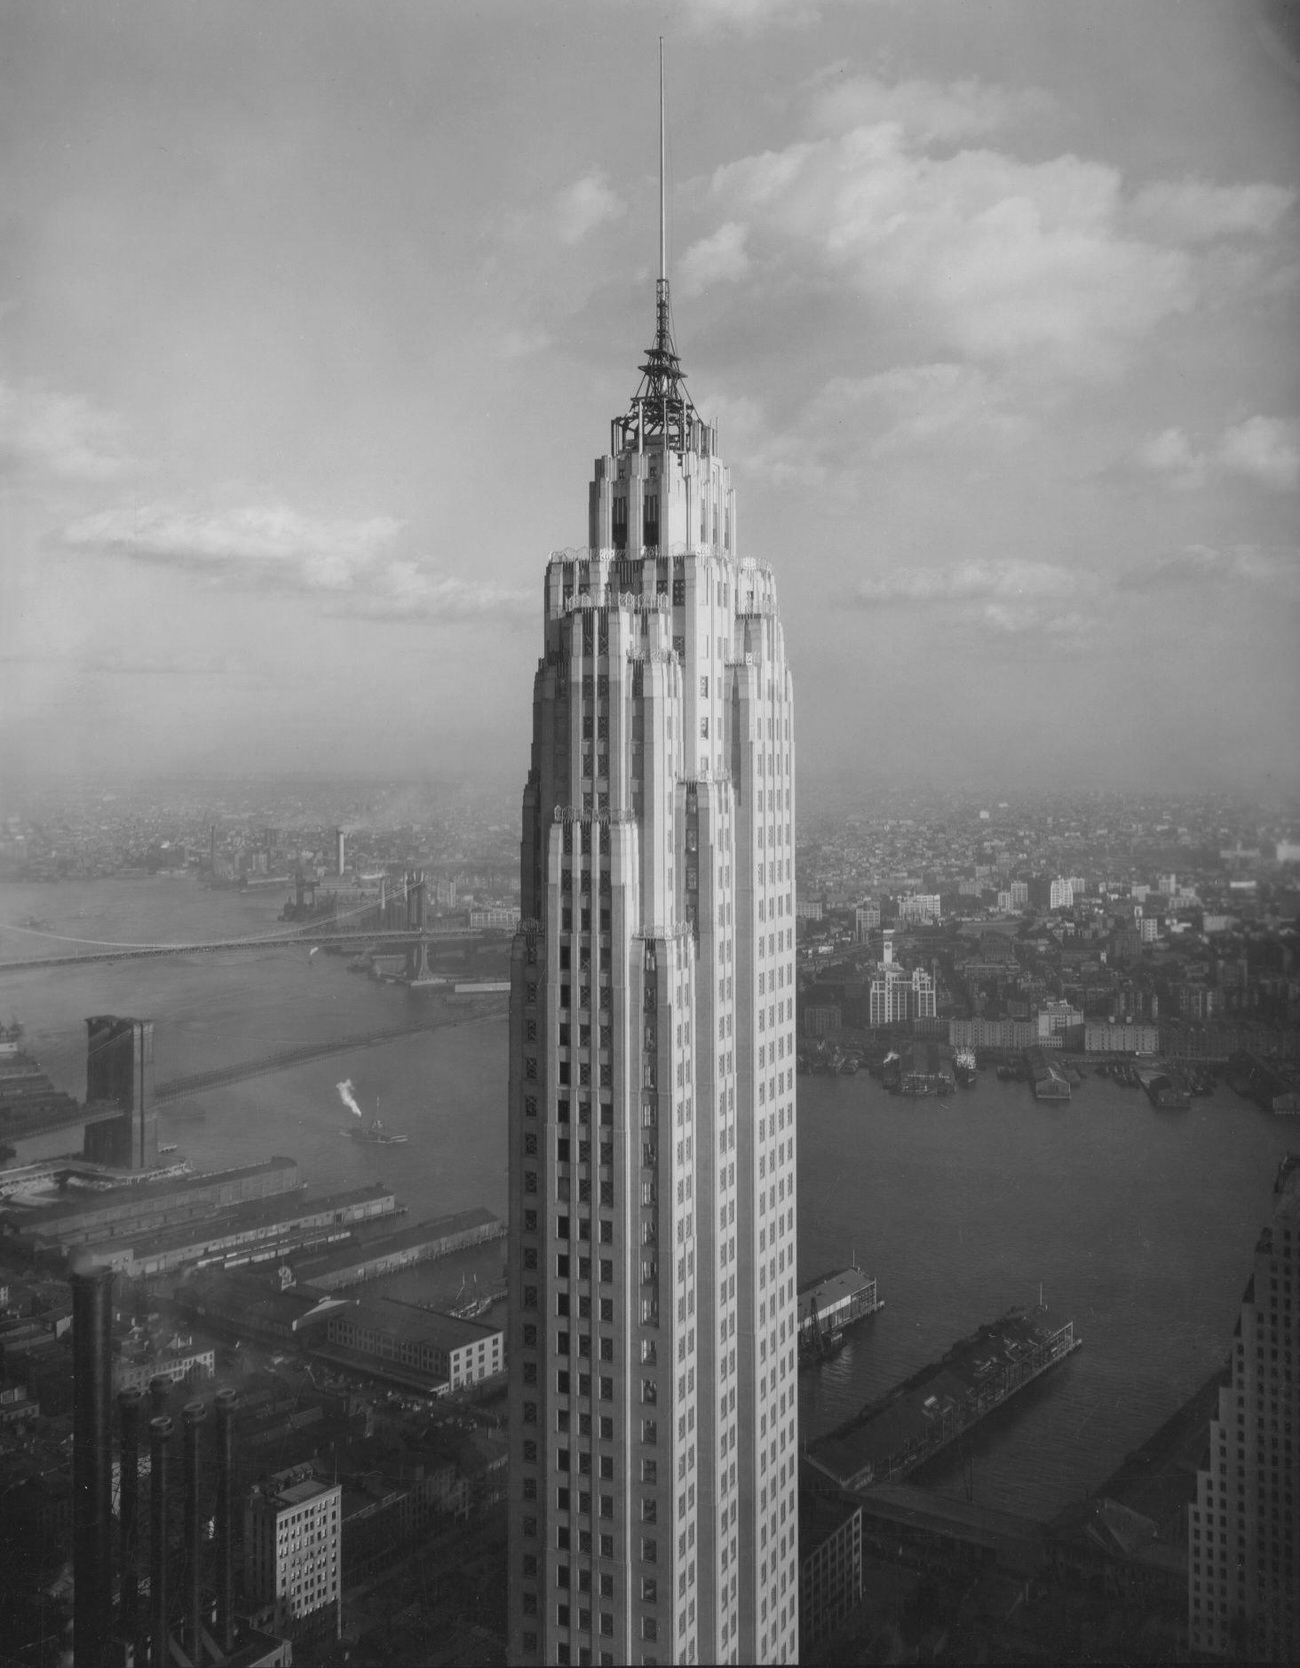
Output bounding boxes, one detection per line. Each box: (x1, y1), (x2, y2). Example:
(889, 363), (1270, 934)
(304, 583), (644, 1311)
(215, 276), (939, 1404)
(709, 363), (1028, 490)
(847, 558), (1090, 639)
(846, 363), (1029, 458)
(0, 380), (136, 483)
(679, 222), (751, 295)
(1127, 178), (1295, 244)
(808, 72), (1049, 145)
(1135, 416), (1298, 492)
(705, 129), (1194, 378)
(1122, 542), (1300, 593)
(555, 169), (626, 245)
(1135, 426), (1207, 490)
(84, 652), (252, 678)
(980, 603), (1093, 637)
(58, 501), (533, 622)
(496, 325), (554, 360)
(1217, 415), (1299, 490)
(852, 558), (1078, 607)
(679, 0), (825, 34)
(691, 76), (1292, 383)
(62, 502), (402, 584)
(347, 564), (535, 622)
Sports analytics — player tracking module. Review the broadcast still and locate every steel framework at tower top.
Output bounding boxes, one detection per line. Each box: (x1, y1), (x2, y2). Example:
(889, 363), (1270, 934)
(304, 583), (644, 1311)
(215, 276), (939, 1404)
(612, 41), (702, 460)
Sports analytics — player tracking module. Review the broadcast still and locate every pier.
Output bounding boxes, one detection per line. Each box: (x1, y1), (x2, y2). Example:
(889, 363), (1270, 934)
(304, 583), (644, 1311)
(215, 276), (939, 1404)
(806, 1305), (1081, 1492)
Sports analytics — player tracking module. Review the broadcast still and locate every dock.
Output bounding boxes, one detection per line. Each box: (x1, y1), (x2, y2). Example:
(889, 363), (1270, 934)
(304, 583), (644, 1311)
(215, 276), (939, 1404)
(289, 1207), (505, 1290)
(1026, 1047), (1071, 1102)
(806, 1305), (1081, 1491)
(798, 1266), (882, 1363)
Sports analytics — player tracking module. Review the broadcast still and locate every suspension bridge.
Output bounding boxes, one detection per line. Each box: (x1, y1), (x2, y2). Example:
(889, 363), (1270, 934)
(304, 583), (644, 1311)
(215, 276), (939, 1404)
(0, 923), (495, 973)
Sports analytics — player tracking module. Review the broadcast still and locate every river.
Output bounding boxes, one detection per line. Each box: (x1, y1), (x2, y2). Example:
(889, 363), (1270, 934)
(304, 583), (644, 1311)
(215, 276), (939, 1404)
(1, 874), (1293, 1519)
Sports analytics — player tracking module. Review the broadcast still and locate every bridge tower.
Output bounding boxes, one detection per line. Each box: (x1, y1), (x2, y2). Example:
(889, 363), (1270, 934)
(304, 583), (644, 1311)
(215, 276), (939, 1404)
(404, 871), (432, 982)
(82, 1017), (158, 1170)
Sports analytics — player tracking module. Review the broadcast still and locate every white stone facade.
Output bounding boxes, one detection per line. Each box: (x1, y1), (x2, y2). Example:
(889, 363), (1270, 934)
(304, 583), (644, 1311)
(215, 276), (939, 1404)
(507, 392), (798, 1663)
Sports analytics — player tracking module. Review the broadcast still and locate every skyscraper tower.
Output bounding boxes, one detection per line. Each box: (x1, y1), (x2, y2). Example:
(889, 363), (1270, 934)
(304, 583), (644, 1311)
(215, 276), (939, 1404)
(506, 61), (799, 1668)
(1188, 1153), (1299, 1659)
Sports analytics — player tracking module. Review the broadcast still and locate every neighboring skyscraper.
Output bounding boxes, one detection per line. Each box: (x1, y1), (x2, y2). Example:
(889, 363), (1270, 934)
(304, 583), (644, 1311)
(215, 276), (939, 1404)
(1188, 1153), (1299, 1659)
(506, 81), (799, 1668)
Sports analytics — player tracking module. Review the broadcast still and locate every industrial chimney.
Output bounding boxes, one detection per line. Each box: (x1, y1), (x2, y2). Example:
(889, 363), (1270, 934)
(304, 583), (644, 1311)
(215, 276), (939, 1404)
(117, 1386), (144, 1655)
(71, 1255), (114, 1668)
(215, 1389), (239, 1653)
(150, 1415), (173, 1668)
(182, 1400), (207, 1665)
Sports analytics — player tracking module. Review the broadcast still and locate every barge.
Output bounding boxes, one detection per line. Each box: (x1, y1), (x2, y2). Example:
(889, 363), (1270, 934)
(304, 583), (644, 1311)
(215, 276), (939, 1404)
(806, 1304), (1081, 1490)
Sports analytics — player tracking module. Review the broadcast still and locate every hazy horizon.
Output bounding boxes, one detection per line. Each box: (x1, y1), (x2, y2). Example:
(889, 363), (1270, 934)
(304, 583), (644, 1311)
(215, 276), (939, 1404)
(2, 1), (1298, 795)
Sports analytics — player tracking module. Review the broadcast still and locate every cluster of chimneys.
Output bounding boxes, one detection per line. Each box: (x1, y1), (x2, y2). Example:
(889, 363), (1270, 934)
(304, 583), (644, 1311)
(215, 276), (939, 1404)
(71, 1260), (241, 1668)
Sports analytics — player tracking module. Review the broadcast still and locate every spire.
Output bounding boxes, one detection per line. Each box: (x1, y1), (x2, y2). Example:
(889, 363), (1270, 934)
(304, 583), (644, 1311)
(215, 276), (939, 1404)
(614, 38), (699, 458)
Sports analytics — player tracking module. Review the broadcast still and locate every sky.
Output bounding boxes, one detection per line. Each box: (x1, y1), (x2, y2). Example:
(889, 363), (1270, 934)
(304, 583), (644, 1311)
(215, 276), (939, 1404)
(1, 0), (1297, 796)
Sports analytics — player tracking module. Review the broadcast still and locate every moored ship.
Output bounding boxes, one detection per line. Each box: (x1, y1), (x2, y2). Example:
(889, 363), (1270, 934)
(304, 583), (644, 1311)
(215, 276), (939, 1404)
(955, 1046), (977, 1087)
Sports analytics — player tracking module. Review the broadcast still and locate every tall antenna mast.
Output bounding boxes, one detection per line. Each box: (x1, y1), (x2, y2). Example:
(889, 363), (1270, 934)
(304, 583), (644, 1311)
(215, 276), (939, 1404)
(613, 38), (696, 458)
(659, 36), (667, 284)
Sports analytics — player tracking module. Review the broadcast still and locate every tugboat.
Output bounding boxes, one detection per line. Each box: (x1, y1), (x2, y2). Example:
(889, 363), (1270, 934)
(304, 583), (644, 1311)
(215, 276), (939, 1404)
(337, 1078), (409, 1144)
(451, 1274), (493, 1319)
(350, 1117), (408, 1146)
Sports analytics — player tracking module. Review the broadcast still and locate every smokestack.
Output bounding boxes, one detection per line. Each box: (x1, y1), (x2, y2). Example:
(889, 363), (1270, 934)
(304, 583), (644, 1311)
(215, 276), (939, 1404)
(335, 827), (346, 877)
(150, 1373), (172, 1417)
(182, 1400), (206, 1666)
(71, 1256), (114, 1668)
(118, 1387), (144, 1652)
(150, 1415), (173, 1668)
(214, 1389), (238, 1653)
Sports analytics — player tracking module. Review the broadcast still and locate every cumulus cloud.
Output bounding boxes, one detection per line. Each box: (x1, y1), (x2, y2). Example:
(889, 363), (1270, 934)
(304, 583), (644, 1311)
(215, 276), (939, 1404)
(0, 380), (136, 483)
(1217, 415), (1300, 490)
(848, 558), (1089, 638)
(710, 364), (1027, 489)
(705, 129), (1193, 377)
(808, 72), (1049, 145)
(691, 75), (1294, 383)
(679, 222), (751, 295)
(1127, 178), (1294, 244)
(59, 501), (533, 622)
(1135, 426), (1207, 490)
(555, 169), (626, 245)
(1135, 416), (1298, 492)
(852, 558), (1078, 606)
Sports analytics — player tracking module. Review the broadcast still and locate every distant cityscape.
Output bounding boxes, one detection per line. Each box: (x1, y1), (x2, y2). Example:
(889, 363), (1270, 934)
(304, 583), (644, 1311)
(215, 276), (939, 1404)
(0, 774), (1296, 1663)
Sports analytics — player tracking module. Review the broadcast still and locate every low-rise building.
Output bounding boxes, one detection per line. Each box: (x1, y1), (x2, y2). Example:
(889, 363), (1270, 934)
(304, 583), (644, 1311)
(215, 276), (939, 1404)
(325, 1303), (503, 1392)
(1084, 1023), (1159, 1055)
(245, 1471), (342, 1643)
